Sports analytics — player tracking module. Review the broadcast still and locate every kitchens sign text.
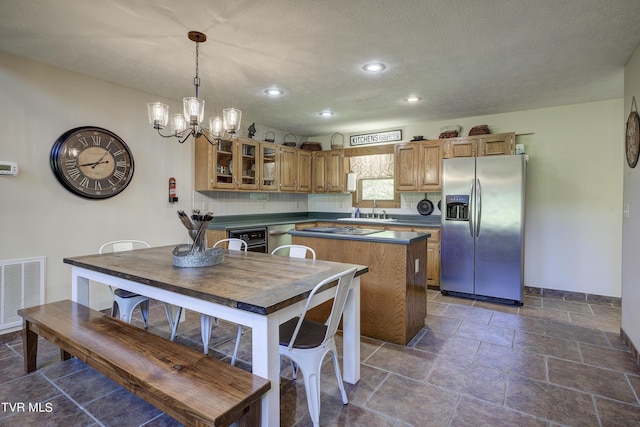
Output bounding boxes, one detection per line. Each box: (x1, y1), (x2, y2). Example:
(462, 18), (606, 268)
(350, 129), (402, 146)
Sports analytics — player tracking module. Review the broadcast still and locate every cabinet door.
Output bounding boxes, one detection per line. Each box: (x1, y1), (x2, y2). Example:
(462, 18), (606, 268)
(394, 143), (419, 191)
(194, 136), (215, 191)
(280, 146), (297, 191)
(444, 137), (477, 158)
(213, 139), (237, 189)
(312, 151), (327, 193)
(478, 133), (515, 156)
(418, 141), (442, 192)
(297, 150), (312, 192)
(325, 150), (344, 192)
(259, 142), (280, 191)
(236, 139), (259, 190)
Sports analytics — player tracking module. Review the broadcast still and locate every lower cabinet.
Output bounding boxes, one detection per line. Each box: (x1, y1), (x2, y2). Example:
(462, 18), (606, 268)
(313, 222), (441, 288)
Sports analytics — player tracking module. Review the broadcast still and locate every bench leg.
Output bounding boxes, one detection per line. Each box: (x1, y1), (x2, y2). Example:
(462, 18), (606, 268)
(61, 349), (72, 361)
(22, 319), (38, 373)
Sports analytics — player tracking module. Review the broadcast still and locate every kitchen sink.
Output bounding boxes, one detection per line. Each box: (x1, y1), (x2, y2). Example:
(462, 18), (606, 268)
(337, 217), (397, 222)
(302, 226), (384, 236)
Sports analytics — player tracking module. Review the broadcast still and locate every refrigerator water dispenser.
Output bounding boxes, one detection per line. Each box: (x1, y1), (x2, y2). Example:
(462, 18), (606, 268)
(445, 195), (470, 221)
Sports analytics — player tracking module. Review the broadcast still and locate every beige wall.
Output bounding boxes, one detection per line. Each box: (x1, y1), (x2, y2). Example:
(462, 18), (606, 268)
(622, 42), (640, 349)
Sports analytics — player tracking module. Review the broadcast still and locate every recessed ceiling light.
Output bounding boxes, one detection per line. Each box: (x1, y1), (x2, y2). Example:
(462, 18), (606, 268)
(363, 62), (386, 72)
(264, 88), (284, 96)
(405, 96), (421, 103)
(319, 111), (334, 117)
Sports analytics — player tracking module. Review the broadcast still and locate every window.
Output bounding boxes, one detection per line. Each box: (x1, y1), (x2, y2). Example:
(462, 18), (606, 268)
(346, 146), (400, 208)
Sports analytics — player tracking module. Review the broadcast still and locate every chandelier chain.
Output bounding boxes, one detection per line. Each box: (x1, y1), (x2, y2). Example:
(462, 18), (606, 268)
(193, 38), (200, 98)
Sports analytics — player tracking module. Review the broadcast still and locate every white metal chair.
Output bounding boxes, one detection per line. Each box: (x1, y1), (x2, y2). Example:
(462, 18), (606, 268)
(279, 267), (358, 427)
(271, 244), (316, 260)
(202, 238), (246, 364)
(100, 240), (181, 337)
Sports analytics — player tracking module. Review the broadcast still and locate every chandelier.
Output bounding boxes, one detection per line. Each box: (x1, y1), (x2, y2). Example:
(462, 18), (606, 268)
(147, 31), (241, 145)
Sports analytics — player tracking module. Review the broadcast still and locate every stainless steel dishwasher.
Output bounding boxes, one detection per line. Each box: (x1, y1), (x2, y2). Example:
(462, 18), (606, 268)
(267, 224), (295, 254)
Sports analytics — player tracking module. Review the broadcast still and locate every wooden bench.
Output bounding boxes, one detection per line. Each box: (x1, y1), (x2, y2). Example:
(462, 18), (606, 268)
(18, 300), (270, 427)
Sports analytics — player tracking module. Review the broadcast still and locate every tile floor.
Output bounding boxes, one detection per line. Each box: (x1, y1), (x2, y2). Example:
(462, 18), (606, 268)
(1, 290), (639, 426)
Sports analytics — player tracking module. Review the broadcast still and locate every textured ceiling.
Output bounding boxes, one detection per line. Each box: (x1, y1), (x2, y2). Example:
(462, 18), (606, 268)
(1, 0), (640, 136)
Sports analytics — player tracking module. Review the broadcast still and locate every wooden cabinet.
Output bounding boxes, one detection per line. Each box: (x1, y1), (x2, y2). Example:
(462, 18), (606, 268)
(386, 225), (440, 288)
(443, 132), (515, 158)
(259, 142), (280, 191)
(394, 140), (443, 192)
(280, 146), (311, 192)
(312, 150), (345, 193)
(193, 137), (258, 191)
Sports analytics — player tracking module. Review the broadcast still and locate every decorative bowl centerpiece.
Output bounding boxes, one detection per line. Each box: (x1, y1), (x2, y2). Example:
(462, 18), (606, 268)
(172, 210), (224, 267)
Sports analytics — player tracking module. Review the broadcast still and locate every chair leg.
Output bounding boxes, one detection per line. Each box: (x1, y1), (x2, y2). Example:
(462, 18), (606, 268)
(111, 301), (118, 318)
(230, 325), (243, 366)
(331, 349), (348, 404)
(139, 300), (150, 329)
(165, 305), (182, 341)
(200, 314), (213, 355)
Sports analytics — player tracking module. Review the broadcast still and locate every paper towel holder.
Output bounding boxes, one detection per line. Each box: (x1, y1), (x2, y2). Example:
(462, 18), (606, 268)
(346, 171), (357, 192)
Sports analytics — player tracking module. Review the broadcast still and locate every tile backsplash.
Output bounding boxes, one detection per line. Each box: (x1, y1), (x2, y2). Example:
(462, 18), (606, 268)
(194, 191), (442, 217)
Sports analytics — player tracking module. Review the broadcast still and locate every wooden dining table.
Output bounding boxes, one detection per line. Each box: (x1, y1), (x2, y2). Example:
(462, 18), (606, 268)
(64, 245), (367, 427)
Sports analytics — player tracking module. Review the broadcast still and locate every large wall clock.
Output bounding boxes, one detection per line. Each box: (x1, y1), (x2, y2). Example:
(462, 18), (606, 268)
(626, 97), (639, 168)
(50, 126), (135, 199)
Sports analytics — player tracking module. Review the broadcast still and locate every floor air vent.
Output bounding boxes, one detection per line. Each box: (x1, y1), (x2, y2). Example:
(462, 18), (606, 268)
(1, 257), (45, 330)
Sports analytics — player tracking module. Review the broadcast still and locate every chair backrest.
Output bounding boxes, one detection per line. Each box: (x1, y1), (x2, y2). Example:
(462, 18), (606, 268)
(285, 266), (357, 351)
(213, 238), (248, 251)
(99, 240), (151, 254)
(271, 244), (316, 259)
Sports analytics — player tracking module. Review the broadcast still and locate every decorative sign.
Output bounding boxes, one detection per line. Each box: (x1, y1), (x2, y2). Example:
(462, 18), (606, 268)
(350, 129), (402, 146)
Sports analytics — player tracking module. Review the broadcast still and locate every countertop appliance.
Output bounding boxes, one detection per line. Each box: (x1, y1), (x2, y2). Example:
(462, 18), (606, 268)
(228, 227), (267, 253)
(440, 155), (526, 305)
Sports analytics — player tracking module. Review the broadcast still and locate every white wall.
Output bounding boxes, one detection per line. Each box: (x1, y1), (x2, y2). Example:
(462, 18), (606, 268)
(622, 43), (640, 349)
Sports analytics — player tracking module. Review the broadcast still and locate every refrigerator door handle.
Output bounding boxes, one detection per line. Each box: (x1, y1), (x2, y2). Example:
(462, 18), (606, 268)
(476, 178), (482, 237)
(469, 179), (475, 238)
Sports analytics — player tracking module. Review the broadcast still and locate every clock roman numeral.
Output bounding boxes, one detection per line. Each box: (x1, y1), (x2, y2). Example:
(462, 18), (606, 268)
(112, 149), (123, 157)
(94, 181), (102, 191)
(79, 177), (90, 188)
(77, 136), (89, 147)
(67, 167), (81, 180)
(90, 135), (101, 146)
(113, 169), (125, 180)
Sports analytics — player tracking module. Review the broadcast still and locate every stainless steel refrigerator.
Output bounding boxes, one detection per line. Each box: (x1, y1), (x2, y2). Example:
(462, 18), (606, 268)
(440, 155), (526, 305)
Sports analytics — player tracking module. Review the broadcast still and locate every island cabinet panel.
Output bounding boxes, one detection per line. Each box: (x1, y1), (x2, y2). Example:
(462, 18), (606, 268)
(292, 235), (426, 345)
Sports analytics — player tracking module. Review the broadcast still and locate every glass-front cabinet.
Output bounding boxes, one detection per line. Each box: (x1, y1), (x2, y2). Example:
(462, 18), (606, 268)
(259, 141), (280, 191)
(194, 137), (259, 191)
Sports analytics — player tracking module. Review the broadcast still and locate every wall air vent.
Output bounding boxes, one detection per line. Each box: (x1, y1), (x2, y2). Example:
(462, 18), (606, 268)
(1, 257), (45, 330)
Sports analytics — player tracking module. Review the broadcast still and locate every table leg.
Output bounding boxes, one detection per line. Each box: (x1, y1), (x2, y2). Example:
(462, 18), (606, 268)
(342, 276), (361, 384)
(250, 316), (281, 427)
(72, 271), (90, 306)
(22, 320), (38, 373)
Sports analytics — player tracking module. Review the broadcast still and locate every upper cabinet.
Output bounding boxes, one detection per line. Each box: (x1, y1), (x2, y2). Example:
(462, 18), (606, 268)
(313, 150), (345, 193)
(395, 140), (443, 192)
(280, 145), (312, 193)
(443, 132), (515, 158)
(259, 141), (280, 191)
(194, 137), (259, 191)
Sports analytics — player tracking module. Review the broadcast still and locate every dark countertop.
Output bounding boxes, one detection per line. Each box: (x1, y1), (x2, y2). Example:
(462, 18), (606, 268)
(289, 229), (430, 245)
(207, 212), (441, 231)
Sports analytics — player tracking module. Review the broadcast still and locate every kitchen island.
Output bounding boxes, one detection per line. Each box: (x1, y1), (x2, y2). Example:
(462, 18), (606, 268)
(290, 227), (429, 345)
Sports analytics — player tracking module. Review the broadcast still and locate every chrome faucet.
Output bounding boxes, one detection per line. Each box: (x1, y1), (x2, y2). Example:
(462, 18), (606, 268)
(372, 198), (377, 218)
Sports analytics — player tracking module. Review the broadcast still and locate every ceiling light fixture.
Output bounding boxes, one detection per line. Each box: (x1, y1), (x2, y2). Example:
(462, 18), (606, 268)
(265, 88), (284, 96)
(147, 31), (241, 145)
(405, 96), (422, 103)
(319, 111), (334, 117)
(363, 62), (386, 72)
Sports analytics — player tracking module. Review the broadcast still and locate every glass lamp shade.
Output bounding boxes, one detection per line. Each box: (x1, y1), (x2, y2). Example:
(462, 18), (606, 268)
(171, 114), (187, 134)
(183, 97), (205, 125)
(208, 117), (224, 139)
(147, 102), (169, 129)
(223, 108), (241, 133)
